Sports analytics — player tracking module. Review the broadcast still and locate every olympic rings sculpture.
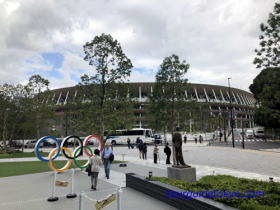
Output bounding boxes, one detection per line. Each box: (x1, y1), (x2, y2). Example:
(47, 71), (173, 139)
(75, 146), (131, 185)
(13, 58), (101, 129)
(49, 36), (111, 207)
(35, 135), (103, 172)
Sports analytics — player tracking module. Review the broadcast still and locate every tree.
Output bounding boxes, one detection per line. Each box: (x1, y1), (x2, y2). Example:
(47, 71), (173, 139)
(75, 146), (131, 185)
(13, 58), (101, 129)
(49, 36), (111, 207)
(149, 54), (190, 162)
(25, 74), (52, 139)
(81, 33), (134, 142)
(0, 84), (32, 150)
(249, 67), (280, 128)
(254, 2), (280, 69)
(151, 54), (190, 131)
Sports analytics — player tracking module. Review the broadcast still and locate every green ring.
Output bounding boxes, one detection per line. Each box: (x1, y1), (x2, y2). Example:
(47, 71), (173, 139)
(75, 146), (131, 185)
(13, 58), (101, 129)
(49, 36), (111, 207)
(73, 145), (93, 168)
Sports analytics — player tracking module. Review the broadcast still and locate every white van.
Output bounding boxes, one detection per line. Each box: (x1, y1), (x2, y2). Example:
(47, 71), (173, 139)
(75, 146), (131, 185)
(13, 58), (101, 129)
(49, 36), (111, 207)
(254, 127), (264, 138)
(246, 129), (254, 139)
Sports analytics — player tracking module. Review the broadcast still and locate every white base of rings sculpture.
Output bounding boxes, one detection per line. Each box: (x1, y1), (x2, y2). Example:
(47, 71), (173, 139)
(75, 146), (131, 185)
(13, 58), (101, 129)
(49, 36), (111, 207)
(34, 135), (103, 202)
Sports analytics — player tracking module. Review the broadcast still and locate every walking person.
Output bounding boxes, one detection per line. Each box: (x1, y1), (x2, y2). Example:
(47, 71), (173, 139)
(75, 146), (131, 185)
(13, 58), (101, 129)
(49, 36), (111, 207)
(138, 140), (144, 159)
(101, 142), (113, 179)
(195, 137), (198, 144)
(164, 143), (171, 164)
(89, 149), (103, 190)
(184, 135), (187, 144)
(142, 143), (147, 160)
(136, 137), (140, 149)
(153, 144), (159, 164)
(199, 135), (203, 144)
(127, 138), (131, 149)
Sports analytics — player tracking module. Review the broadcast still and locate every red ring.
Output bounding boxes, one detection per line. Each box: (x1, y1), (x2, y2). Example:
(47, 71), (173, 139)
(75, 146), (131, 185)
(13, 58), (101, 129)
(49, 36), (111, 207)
(83, 135), (103, 157)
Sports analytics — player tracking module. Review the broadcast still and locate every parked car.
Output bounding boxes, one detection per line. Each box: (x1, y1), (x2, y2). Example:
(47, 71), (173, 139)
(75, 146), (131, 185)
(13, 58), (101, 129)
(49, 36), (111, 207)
(24, 140), (38, 148)
(10, 140), (23, 148)
(246, 129), (254, 139)
(153, 134), (163, 144)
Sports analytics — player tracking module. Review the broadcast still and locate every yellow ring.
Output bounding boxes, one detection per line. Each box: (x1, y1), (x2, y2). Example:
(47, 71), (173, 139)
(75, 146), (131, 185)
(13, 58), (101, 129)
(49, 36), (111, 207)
(49, 147), (73, 173)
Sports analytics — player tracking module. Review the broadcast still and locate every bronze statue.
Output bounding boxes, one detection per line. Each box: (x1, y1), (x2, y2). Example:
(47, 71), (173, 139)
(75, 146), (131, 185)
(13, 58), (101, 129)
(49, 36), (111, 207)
(172, 127), (190, 168)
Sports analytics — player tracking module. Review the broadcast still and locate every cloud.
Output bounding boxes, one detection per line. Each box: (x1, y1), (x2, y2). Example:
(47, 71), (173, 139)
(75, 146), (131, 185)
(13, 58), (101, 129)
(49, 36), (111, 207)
(0, 0), (278, 92)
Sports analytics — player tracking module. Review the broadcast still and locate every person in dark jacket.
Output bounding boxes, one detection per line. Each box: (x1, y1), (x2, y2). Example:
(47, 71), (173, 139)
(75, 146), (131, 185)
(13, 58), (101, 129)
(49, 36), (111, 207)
(127, 138), (131, 149)
(164, 143), (171, 164)
(142, 143), (147, 160)
(195, 137), (198, 144)
(138, 140), (144, 159)
(199, 135), (203, 144)
(184, 135), (187, 144)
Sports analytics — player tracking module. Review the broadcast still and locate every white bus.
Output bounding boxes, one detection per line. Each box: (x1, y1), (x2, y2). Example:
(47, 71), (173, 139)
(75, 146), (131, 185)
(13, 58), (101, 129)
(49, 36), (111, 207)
(106, 128), (154, 145)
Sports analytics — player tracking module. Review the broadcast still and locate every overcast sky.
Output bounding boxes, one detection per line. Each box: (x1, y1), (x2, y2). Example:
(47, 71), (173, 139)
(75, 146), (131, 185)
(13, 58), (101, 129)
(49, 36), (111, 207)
(0, 0), (277, 92)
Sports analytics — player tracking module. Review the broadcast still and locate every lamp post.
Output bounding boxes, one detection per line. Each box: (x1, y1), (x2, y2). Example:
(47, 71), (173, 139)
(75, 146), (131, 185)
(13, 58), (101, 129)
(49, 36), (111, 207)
(228, 78), (235, 148)
(241, 114), (245, 149)
(218, 112), (221, 142)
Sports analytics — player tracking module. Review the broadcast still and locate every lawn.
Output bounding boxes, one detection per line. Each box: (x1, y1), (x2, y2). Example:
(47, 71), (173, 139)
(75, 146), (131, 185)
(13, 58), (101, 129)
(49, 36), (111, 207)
(150, 175), (280, 210)
(0, 160), (124, 177)
(0, 151), (49, 159)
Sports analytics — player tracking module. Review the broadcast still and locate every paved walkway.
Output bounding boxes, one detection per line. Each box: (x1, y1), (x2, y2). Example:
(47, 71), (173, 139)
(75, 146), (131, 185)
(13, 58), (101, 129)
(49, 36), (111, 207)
(0, 168), (176, 210)
(1, 142), (280, 209)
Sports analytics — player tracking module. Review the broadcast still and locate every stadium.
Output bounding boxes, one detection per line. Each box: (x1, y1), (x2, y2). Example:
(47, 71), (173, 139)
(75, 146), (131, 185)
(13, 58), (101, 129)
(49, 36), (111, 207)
(43, 82), (255, 137)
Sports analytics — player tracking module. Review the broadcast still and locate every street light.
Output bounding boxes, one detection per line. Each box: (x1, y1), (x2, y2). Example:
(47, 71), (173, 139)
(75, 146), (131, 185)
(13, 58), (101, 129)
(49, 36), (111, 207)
(241, 114), (245, 149)
(228, 78), (235, 148)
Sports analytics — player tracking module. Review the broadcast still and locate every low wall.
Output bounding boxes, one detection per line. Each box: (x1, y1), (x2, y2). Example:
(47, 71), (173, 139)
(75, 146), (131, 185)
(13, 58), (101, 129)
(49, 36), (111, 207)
(126, 173), (236, 210)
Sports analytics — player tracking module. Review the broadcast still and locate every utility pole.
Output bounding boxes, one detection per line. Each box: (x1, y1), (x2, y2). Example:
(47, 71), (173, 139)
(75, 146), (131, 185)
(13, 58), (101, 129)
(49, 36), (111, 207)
(241, 114), (245, 149)
(228, 78), (235, 148)
(218, 112), (221, 142)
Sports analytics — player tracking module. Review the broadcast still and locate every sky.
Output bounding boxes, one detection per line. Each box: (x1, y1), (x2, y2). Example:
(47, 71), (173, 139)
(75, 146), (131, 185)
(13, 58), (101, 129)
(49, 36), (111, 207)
(0, 0), (277, 92)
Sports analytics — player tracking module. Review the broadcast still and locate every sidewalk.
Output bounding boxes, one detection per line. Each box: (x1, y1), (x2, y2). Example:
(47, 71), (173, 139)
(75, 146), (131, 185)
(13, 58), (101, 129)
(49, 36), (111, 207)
(1, 148), (279, 182)
(113, 155), (280, 182)
(0, 168), (176, 210)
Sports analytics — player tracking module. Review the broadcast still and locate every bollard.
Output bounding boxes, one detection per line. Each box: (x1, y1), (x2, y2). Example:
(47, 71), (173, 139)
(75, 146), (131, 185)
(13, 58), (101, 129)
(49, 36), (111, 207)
(117, 187), (122, 210)
(47, 171), (59, 202)
(67, 168), (77, 198)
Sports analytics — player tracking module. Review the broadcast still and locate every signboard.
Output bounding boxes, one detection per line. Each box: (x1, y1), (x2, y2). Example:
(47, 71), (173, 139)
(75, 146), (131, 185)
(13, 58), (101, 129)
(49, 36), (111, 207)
(95, 193), (116, 210)
(55, 180), (69, 187)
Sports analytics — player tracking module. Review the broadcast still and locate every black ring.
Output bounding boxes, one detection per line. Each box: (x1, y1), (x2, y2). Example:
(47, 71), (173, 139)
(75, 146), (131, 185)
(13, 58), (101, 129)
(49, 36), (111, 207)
(61, 135), (83, 159)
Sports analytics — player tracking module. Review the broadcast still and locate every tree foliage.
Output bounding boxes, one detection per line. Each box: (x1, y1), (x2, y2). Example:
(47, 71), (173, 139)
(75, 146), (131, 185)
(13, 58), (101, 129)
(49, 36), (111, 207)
(254, 2), (280, 69)
(249, 67), (280, 128)
(149, 54), (190, 133)
(0, 75), (53, 150)
(81, 33), (134, 141)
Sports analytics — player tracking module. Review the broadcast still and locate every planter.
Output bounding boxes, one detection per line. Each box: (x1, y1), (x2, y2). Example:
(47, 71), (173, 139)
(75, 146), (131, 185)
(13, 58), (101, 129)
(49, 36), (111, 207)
(126, 173), (236, 210)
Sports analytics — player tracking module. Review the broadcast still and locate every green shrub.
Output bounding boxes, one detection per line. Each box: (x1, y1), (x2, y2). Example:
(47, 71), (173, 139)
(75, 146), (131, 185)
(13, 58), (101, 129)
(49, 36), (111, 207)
(150, 175), (280, 210)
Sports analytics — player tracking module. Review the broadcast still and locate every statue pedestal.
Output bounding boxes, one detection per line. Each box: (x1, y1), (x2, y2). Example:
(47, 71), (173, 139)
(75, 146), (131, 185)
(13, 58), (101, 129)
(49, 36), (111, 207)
(167, 166), (196, 182)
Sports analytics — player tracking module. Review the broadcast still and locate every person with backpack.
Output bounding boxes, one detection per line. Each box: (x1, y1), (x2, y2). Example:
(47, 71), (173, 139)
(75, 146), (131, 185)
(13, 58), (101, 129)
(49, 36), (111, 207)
(101, 142), (114, 179)
(164, 143), (171, 164)
(89, 149), (103, 190)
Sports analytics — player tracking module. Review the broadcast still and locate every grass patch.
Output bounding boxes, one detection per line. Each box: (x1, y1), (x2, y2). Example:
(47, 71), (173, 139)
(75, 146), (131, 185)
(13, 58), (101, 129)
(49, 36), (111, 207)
(0, 160), (124, 177)
(150, 175), (280, 210)
(0, 151), (50, 159)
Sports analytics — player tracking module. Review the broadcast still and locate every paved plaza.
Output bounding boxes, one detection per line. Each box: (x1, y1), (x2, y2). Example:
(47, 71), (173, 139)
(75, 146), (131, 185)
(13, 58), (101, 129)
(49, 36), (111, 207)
(0, 141), (280, 209)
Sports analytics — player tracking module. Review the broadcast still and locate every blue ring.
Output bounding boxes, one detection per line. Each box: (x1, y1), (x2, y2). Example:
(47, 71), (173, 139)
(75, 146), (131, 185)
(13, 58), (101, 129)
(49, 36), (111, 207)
(35, 136), (61, 162)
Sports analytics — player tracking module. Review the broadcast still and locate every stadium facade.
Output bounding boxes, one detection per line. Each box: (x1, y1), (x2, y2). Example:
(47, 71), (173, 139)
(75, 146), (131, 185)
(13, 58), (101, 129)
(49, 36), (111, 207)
(45, 82), (255, 137)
